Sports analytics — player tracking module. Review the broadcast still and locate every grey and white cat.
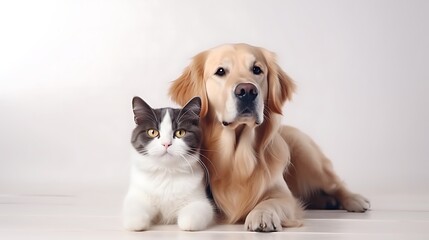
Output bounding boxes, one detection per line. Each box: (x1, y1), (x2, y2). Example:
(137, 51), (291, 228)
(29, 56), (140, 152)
(123, 96), (214, 231)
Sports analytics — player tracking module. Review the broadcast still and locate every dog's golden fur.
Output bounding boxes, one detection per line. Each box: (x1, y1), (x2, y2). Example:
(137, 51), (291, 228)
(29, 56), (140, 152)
(169, 43), (369, 231)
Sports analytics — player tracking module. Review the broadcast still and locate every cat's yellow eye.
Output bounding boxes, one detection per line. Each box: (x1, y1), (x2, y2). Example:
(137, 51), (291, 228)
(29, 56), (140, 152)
(175, 129), (186, 138)
(147, 129), (159, 138)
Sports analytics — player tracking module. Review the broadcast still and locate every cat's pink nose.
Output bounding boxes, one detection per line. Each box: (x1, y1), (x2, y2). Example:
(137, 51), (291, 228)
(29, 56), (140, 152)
(162, 143), (172, 149)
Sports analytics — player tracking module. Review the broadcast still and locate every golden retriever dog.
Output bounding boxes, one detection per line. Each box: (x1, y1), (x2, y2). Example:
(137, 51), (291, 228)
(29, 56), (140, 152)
(169, 43), (370, 232)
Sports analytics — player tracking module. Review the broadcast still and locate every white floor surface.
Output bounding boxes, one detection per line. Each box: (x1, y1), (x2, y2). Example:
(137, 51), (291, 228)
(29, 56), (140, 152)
(1, 189), (429, 240)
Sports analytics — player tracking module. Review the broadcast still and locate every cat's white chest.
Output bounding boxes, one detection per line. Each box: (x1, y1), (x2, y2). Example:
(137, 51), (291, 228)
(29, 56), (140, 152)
(126, 150), (206, 223)
(130, 166), (202, 199)
(128, 150), (204, 195)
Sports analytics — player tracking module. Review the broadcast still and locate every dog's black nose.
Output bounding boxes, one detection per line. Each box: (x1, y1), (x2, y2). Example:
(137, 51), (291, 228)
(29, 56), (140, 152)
(234, 83), (258, 102)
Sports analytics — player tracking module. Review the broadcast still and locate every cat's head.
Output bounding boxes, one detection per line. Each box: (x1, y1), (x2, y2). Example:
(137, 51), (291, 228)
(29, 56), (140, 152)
(131, 96), (202, 166)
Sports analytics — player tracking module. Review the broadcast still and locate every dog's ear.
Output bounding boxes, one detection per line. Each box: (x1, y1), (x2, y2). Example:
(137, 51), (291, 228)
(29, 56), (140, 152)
(169, 52), (209, 117)
(262, 49), (296, 115)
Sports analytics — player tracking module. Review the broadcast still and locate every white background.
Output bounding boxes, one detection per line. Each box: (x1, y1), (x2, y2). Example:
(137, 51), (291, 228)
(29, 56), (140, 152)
(0, 0), (428, 209)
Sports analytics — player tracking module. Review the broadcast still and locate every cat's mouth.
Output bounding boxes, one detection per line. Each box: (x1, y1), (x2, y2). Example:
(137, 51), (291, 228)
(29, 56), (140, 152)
(160, 150), (174, 157)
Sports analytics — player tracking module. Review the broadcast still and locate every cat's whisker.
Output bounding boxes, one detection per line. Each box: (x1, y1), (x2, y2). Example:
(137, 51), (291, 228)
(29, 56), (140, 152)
(182, 152), (200, 166)
(179, 153), (195, 176)
(139, 144), (159, 155)
(194, 158), (211, 186)
(194, 148), (219, 152)
(187, 149), (218, 178)
(183, 152), (210, 186)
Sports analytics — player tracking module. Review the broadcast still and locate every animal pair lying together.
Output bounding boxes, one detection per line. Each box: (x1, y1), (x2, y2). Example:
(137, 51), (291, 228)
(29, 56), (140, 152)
(123, 43), (370, 232)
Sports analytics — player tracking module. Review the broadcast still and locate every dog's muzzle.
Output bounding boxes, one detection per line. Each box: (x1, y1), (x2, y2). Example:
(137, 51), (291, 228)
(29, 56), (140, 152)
(234, 83), (260, 121)
(222, 83), (262, 127)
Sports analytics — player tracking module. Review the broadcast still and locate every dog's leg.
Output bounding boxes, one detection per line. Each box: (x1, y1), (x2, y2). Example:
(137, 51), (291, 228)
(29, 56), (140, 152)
(324, 177), (371, 212)
(244, 189), (303, 232)
(281, 126), (370, 212)
(304, 190), (341, 209)
(308, 162), (370, 212)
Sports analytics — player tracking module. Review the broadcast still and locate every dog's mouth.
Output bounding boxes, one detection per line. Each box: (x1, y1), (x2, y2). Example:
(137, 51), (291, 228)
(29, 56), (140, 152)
(222, 110), (261, 128)
(222, 119), (260, 129)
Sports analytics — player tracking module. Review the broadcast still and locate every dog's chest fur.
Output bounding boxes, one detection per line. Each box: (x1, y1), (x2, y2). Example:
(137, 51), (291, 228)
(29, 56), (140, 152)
(202, 123), (272, 222)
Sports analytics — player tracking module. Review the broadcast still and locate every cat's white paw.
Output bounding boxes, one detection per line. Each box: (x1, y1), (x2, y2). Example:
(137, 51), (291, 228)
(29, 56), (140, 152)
(123, 195), (153, 231)
(177, 201), (214, 231)
(123, 215), (151, 231)
(342, 194), (370, 212)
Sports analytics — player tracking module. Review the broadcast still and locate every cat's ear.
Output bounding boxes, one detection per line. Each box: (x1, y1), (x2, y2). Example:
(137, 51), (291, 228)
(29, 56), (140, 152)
(132, 96), (153, 125)
(180, 97), (201, 121)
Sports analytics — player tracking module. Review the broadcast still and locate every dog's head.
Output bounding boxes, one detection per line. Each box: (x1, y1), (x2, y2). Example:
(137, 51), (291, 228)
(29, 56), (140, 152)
(169, 43), (295, 128)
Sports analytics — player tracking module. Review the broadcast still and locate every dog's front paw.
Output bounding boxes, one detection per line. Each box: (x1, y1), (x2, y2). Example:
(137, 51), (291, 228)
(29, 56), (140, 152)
(342, 194), (370, 212)
(245, 210), (282, 232)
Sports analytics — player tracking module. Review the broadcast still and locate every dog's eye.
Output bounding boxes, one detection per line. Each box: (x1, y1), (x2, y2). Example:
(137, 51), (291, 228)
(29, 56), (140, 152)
(215, 67), (226, 77)
(252, 66), (263, 75)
